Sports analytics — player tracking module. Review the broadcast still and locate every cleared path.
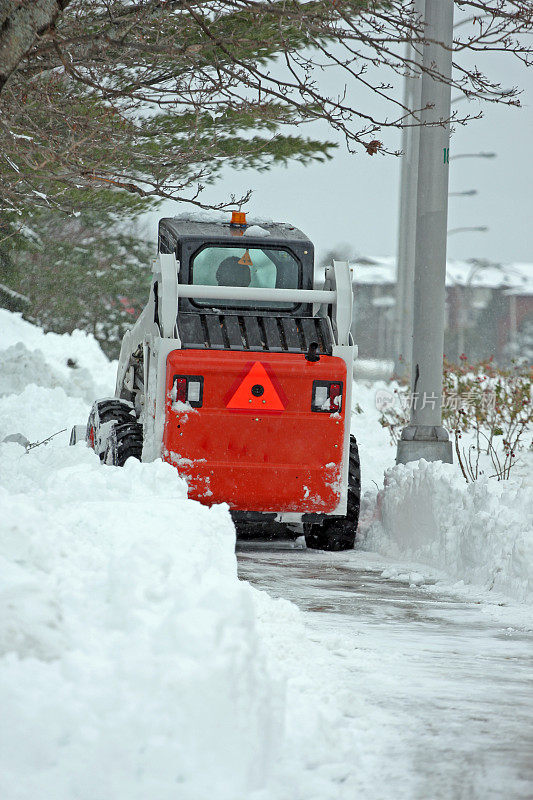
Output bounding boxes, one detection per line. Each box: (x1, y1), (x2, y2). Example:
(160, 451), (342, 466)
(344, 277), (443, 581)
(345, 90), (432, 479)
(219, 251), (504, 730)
(238, 541), (533, 800)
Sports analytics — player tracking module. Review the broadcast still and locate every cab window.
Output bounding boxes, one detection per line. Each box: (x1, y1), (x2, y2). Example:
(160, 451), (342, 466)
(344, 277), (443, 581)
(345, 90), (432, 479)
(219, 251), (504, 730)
(190, 245), (300, 309)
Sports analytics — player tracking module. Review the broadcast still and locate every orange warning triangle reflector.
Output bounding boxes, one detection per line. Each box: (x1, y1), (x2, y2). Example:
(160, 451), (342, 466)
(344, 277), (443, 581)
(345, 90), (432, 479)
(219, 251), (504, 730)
(238, 248), (253, 266)
(226, 362), (285, 411)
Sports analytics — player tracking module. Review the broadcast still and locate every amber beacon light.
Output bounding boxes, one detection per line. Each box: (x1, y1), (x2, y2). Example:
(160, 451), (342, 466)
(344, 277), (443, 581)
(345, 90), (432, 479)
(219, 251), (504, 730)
(230, 210), (247, 226)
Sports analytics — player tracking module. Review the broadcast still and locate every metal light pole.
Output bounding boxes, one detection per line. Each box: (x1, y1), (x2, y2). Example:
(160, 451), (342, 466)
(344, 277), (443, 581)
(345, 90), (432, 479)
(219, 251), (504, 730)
(396, 0), (454, 465)
(393, 0), (424, 377)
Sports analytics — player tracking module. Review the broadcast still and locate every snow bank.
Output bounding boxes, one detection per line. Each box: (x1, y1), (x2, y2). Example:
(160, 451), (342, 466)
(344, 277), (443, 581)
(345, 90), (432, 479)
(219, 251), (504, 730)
(359, 460), (533, 603)
(0, 441), (369, 799)
(0, 441), (283, 799)
(0, 310), (115, 401)
(0, 310), (284, 798)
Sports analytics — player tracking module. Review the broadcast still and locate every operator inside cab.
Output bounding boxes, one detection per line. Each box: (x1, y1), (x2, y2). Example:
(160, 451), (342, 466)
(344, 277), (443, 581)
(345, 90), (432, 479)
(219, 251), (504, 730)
(216, 256), (251, 288)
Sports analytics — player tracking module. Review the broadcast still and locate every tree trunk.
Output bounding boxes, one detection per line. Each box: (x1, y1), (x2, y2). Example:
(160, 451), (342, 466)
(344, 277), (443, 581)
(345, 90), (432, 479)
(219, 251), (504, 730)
(0, 0), (71, 92)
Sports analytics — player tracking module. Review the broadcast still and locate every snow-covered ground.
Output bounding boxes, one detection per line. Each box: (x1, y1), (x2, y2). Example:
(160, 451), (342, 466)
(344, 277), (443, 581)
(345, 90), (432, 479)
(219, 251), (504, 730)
(1, 309), (532, 799)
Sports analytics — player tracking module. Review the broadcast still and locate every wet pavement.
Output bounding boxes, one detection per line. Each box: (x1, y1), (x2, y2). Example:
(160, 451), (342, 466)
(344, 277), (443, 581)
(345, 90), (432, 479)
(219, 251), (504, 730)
(237, 540), (533, 800)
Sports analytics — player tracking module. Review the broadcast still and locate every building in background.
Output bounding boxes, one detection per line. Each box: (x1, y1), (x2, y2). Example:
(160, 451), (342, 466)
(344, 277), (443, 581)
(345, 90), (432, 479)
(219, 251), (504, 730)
(350, 257), (533, 366)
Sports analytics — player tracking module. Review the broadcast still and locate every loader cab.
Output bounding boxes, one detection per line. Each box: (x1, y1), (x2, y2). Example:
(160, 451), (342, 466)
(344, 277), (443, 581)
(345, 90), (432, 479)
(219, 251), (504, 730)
(158, 215), (333, 354)
(158, 217), (314, 299)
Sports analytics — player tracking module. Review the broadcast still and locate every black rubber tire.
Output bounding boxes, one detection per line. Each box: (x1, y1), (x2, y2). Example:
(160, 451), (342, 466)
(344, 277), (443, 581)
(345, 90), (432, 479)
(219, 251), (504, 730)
(104, 422), (143, 467)
(305, 436), (361, 551)
(87, 399), (136, 461)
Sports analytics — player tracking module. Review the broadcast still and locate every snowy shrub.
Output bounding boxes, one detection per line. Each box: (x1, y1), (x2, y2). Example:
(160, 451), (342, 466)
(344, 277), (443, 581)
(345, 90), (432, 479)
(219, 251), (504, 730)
(442, 357), (532, 481)
(379, 357), (532, 481)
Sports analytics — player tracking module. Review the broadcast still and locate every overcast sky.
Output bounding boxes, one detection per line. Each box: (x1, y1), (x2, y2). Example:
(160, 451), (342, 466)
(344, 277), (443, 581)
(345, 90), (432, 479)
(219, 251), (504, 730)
(148, 31), (533, 268)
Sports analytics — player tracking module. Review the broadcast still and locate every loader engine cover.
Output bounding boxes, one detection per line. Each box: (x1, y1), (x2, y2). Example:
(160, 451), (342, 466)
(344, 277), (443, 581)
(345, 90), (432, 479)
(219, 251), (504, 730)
(162, 349), (347, 513)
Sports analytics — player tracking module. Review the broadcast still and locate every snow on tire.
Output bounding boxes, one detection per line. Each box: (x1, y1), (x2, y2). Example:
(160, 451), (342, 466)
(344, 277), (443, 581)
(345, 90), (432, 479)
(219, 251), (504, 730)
(86, 398), (136, 460)
(104, 421), (143, 467)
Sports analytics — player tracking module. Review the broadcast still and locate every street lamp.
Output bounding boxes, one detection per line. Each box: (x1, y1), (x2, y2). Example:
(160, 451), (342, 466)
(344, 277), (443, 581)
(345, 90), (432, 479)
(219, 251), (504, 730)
(450, 152), (497, 160)
(449, 189), (478, 197)
(447, 225), (488, 236)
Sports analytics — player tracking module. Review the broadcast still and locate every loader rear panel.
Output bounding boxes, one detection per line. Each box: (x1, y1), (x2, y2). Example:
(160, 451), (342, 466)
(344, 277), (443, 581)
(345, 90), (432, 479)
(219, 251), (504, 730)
(162, 349), (347, 513)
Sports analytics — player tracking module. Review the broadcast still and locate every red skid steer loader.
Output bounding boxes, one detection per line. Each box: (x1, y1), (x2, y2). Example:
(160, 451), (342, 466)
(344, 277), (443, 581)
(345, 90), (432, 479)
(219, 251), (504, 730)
(70, 212), (360, 550)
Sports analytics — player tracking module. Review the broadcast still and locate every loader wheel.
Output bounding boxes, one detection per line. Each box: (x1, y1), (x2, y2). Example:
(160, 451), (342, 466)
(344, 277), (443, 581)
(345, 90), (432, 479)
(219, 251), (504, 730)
(104, 422), (143, 467)
(305, 436), (361, 552)
(87, 399), (136, 461)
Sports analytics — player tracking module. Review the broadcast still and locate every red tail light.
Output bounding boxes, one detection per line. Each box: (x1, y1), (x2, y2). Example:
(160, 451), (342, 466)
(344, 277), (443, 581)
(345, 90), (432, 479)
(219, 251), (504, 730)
(172, 375), (204, 407)
(174, 377), (187, 403)
(329, 382), (342, 410)
(311, 380), (343, 413)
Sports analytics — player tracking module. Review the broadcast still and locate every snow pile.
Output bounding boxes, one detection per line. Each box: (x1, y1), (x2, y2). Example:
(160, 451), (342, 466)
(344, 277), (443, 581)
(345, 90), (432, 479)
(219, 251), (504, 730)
(0, 441), (283, 799)
(0, 441), (372, 800)
(0, 309), (285, 798)
(0, 309), (115, 402)
(359, 460), (533, 603)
